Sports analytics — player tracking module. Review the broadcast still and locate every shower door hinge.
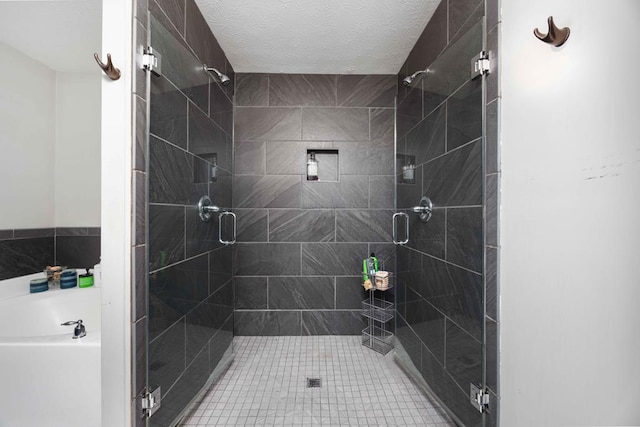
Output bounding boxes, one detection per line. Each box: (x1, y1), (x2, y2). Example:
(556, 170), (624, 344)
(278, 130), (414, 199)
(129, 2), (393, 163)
(142, 46), (162, 76)
(469, 384), (490, 413)
(471, 51), (490, 79)
(141, 386), (162, 418)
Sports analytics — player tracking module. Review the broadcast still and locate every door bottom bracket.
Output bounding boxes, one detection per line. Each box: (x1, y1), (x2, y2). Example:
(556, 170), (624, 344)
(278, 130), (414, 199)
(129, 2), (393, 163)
(470, 384), (490, 413)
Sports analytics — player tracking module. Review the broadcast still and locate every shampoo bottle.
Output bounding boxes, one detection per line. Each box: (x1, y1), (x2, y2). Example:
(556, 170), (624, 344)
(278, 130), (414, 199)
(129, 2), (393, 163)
(362, 252), (379, 281)
(78, 268), (94, 288)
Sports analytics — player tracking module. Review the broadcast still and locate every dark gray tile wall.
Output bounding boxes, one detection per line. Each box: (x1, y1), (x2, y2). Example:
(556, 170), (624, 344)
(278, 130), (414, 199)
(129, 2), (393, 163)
(56, 236), (101, 269)
(0, 228), (101, 281)
(0, 235), (54, 281)
(234, 73), (396, 336)
(132, 0), (235, 424)
(396, 0), (500, 424)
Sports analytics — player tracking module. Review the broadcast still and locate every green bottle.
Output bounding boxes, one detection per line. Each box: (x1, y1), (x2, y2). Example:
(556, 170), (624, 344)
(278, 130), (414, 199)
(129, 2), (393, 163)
(362, 253), (379, 282)
(78, 268), (94, 288)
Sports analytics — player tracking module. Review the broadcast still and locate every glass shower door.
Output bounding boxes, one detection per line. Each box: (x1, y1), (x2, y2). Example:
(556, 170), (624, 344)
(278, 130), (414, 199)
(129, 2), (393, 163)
(144, 10), (234, 426)
(395, 15), (488, 427)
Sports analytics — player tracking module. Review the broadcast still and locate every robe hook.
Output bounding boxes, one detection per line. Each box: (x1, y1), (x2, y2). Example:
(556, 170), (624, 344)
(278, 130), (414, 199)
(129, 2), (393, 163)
(94, 53), (121, 80)
(534, 16), (570, 47)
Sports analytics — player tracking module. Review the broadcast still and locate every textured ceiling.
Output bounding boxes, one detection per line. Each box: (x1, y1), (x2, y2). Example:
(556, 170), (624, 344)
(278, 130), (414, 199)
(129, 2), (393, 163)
(194, 0), (440, 74)
(0, 0), (101, 73)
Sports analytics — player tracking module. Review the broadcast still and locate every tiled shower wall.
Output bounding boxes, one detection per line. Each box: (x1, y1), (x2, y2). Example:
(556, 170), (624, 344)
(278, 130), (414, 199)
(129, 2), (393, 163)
(131, 0), (235, 425)
(233, 74), (396, 336)
(0, 228), (100, 280)
(395, 0), (500, 425)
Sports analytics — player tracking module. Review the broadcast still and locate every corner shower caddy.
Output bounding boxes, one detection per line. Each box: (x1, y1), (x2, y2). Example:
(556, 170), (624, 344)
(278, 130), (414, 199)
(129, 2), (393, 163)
(361, 272), (396, 355)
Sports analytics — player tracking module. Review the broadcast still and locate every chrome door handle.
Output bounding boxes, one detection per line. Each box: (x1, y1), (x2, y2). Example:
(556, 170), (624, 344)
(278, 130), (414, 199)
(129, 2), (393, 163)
(392, 212), (409, 245)
(219, 211), (236, 245)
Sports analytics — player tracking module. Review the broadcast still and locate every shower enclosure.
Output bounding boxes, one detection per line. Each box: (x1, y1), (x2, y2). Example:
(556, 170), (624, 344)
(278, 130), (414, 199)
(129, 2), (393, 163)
(130, 0), (496, 425)
(139, 8), (235, 426)
(395, 11), (493, 427)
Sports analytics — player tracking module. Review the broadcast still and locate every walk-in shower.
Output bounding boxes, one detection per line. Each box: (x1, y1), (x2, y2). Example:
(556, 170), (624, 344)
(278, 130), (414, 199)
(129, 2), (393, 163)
(138, 0), (495, 425)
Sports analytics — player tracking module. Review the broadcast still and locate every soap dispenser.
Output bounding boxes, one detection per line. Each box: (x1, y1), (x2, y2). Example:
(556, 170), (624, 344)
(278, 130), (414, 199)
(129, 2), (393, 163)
(210, 157), (218, 183)
(402, 163), (415, 183)
(307, 152), (319, 181)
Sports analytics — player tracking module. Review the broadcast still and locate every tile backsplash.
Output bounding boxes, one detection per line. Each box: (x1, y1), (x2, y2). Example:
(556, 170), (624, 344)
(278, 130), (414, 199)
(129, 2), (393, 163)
(0, 227), (101, 281)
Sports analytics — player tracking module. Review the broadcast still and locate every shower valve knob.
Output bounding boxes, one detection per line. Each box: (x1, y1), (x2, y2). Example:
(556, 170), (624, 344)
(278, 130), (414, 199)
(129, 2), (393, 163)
(411, 206), (430, 213)
(411, 196), (433, 223)
(197, 195), (220, 222)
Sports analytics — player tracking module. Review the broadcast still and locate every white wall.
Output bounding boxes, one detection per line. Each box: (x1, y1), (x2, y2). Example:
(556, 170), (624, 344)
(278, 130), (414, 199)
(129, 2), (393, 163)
(0, 41), (55, 229)
(0, 42), (101, 230)
(100, 0), (133, 422)
(55, 72), (101, 227)
(500, 1), (640, 425)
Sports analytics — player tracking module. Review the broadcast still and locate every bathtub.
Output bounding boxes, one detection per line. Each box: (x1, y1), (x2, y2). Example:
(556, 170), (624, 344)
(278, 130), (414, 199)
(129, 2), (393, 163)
(0, 276), (101, 427)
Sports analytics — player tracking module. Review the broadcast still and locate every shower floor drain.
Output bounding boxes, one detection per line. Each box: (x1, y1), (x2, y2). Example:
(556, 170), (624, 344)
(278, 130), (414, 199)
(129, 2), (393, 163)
(306, 377), (322, 388)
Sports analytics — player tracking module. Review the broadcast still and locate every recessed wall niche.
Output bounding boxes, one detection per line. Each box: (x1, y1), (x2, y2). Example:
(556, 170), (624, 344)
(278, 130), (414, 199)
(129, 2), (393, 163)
(194, 152), (218, 183)
(306, 149), (339, 182)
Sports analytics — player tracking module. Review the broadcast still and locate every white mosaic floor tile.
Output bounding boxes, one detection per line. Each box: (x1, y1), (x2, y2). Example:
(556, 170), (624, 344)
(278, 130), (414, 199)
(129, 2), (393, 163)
(178, 336), (454, 426)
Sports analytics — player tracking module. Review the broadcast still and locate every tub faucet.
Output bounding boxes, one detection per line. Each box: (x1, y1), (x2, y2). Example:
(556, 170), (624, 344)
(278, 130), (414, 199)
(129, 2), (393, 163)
(61, 319), (86, 339)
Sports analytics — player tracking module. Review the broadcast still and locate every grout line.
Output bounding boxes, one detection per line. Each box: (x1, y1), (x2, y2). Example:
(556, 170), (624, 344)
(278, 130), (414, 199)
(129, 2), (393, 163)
(149, 251), (210, 275)
(443, 317), (448, 369)
(444, 208), (448, 260)
(420, 77), (425, 120)
(207, 252), (211, 295)
(263, 140), (267, 175)
(368, 107), (372, 142)
(403, 245), (483, 277)
(183, 316), (187, 370)
(444, 99), (448, 152)
(299, 106), (303, 140)
(446, 0), (451, 44)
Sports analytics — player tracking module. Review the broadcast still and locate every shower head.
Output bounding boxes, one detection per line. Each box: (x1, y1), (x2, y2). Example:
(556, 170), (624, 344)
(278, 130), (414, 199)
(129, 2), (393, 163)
(203, 65), (231, 86)
(218, 73), (231, 86)
(402, 69), (429, 87)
